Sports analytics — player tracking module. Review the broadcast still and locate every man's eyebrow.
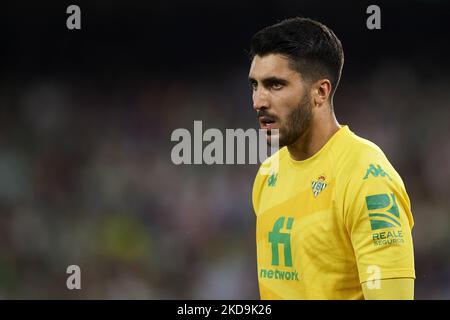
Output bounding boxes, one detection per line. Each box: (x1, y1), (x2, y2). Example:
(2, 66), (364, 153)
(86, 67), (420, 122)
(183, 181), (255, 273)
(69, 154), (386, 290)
(248, 77), (257, 84)
(261, 77), (288, 85)
(248, 76), (288, 85)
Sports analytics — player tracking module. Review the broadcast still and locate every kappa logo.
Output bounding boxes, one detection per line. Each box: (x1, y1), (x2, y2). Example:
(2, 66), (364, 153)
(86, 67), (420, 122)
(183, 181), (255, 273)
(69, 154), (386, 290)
(268, 172), (278, 187)
(366, 193), (401, 230)
(363, 164), (392, 181)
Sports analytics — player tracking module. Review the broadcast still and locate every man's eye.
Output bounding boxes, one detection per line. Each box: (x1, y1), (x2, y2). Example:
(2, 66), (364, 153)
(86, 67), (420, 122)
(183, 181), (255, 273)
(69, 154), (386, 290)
(250, 83), (258, 91)
(271, 83), (283, 90)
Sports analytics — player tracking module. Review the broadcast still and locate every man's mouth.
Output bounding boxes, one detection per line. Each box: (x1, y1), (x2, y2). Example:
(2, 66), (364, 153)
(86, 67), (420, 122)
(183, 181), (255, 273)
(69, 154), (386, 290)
(259, 116), (277, 130)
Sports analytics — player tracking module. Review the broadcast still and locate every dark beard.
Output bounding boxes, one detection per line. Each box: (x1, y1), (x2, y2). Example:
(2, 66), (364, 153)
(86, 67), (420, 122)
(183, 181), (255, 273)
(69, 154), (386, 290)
(277, 94), (312, 148)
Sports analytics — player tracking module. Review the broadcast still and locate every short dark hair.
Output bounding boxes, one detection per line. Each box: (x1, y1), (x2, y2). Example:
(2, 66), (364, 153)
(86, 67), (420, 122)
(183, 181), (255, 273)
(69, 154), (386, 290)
(249, 17), (344, 98)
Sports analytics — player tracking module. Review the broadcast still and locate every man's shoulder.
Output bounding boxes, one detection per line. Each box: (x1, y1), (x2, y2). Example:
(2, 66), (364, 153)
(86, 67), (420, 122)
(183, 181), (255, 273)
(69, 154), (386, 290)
(333, 128), (404, 189)
(252, 147), (288, 197)
(256, 146), (289, 174)
(332, 128), (389, 168)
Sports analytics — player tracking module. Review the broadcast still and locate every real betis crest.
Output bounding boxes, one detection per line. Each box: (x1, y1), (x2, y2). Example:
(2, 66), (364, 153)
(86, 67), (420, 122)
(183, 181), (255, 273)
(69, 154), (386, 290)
(311, 174), (327, 197)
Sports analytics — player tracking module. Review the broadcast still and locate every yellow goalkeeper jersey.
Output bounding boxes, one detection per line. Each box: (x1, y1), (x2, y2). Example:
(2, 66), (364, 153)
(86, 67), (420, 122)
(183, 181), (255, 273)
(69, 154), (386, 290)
(252, 125), (415, 299)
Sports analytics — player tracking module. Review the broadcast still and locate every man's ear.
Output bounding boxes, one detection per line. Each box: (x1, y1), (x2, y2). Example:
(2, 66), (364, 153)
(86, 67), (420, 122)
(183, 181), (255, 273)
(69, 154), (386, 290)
(312, 79), (332, 107)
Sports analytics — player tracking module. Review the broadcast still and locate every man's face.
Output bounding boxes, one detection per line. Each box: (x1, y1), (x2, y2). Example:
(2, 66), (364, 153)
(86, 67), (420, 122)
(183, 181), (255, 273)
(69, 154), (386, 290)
(248, 54), (312, 147)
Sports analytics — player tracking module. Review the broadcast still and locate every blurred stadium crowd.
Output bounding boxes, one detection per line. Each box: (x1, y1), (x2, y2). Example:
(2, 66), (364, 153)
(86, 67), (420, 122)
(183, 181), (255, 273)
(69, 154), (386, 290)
(0, 59), (449, 299)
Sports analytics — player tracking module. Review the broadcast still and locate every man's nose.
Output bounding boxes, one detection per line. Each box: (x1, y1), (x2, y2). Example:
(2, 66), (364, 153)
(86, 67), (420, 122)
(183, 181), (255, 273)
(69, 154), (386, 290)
(253, 88), (270, 111)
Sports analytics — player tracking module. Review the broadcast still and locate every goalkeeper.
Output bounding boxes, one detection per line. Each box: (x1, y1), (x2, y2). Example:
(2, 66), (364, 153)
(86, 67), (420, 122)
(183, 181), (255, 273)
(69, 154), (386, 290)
(249, 17), (415, 299)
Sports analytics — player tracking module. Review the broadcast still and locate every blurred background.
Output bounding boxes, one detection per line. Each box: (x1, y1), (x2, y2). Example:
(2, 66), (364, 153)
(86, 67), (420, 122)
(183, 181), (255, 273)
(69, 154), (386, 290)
(0, 0), (449, 299)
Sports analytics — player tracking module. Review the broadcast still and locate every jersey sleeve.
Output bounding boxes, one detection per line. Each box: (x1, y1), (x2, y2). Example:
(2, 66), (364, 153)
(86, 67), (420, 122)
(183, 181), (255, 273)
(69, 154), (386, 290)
(362, 278), (414, 300)
(252, 150), (280, 216)
(342, 152), (416, 284)
(252, 169), (264, 216)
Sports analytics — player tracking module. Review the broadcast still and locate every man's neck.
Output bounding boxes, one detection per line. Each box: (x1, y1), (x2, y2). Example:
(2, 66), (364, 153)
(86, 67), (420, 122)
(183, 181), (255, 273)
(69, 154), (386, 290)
(287, 112), (341, 161)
